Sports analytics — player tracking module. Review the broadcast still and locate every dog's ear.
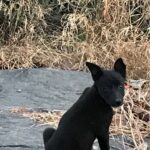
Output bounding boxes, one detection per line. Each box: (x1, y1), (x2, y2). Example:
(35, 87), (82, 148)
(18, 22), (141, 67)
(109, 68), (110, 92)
(114, 58), (126, 78)
(86, 62), (103, 81)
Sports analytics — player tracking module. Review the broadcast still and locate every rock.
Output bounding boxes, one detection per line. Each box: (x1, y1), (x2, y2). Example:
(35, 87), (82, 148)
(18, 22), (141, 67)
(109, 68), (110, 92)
(0, 68), (92, 110)
(0, 109), (44, 150)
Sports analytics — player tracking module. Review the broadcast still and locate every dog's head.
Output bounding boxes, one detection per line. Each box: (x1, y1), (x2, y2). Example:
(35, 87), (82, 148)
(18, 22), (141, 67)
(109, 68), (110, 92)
(86, 58), (126, 107)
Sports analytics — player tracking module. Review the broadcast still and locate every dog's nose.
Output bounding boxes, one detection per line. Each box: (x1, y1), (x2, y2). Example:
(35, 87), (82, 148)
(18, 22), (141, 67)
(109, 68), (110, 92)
(116, 99), (122, 106)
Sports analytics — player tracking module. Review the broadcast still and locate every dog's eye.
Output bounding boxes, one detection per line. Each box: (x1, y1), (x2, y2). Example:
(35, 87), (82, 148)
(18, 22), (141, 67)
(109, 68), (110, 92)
(118, 85), (123, 89)
(118, 85), (124, 94)
(103, 87), (108, 92)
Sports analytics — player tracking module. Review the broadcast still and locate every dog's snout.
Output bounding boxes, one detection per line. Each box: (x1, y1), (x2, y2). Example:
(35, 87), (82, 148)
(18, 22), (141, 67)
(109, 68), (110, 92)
(116, 101), (121, 106)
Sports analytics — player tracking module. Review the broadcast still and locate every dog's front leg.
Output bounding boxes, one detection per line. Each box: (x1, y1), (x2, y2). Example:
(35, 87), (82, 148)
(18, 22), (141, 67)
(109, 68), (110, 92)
(97, 134), (110, 150)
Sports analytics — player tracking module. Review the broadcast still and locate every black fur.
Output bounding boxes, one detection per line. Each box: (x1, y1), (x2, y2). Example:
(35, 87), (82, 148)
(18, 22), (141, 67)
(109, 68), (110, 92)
(43, 58), (126, 150)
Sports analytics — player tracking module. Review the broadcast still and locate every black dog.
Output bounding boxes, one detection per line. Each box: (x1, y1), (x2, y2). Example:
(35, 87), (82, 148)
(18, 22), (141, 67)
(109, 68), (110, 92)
(43, 58), (126, 150)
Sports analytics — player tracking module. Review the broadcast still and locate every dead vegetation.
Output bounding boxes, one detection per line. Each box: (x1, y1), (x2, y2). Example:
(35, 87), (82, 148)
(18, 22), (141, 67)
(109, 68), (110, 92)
(111, 80), (150, 149)
(0, 0), (149, 79)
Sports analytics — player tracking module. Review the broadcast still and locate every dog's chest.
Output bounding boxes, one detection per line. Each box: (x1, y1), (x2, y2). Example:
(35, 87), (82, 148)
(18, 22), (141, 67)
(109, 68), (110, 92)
(88, 106), (113, 127)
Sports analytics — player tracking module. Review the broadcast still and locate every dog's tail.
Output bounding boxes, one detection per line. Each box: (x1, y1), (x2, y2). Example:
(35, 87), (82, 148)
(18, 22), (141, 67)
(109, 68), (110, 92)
(43, 128), (56, 148)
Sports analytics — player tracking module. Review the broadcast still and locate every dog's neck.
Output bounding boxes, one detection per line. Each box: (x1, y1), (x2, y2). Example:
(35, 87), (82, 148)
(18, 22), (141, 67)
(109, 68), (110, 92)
(92, 83), (110, 107)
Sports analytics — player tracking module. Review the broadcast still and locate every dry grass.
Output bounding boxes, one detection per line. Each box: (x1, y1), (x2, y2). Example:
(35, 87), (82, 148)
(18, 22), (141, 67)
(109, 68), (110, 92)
(0, 0), (149, 79)
(10, 107), (64, 127)
(111, 82), (150, 149)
